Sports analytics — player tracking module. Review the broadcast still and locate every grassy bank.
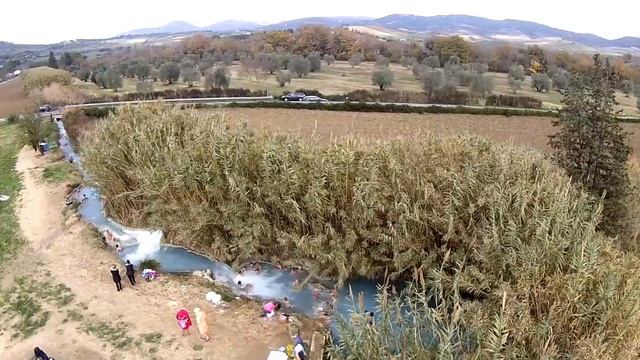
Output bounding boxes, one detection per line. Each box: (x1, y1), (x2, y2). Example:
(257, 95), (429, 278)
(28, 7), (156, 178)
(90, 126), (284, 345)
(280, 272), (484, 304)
(0, 124), (23, 266)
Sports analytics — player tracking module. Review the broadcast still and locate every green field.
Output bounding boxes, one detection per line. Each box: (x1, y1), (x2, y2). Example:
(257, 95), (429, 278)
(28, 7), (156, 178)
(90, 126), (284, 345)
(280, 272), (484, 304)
(0, 124), (23, 267)
(74, 60), (640, 115)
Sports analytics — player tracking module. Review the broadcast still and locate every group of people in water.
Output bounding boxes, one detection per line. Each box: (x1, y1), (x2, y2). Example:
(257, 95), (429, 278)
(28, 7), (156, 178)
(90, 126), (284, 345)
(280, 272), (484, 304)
(102, 230), (123, 252)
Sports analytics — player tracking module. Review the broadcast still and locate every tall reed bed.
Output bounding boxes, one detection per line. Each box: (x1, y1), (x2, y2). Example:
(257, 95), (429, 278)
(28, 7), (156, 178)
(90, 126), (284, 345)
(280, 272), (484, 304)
(83, 105), (640, 357)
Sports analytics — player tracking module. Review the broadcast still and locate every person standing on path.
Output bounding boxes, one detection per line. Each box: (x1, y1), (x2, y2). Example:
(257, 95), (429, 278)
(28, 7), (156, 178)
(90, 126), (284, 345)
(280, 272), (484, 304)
(110, 264), (123, 292)
(125, 260), (136, 286)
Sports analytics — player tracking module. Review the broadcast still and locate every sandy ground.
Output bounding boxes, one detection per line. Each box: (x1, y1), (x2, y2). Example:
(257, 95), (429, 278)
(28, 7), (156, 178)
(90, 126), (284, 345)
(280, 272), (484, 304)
(0, 148), (314, 360)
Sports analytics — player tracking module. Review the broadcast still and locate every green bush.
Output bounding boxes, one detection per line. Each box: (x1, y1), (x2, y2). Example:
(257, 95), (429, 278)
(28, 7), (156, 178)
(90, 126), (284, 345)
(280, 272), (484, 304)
(138, 258), (160, 271)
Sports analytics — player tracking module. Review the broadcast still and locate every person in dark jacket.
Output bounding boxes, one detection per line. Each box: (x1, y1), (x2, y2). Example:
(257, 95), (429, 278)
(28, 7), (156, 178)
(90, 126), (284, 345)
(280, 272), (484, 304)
(34, 347), (49, 360)
(110, 264), (123, 291)
(125, 260), (136, 286)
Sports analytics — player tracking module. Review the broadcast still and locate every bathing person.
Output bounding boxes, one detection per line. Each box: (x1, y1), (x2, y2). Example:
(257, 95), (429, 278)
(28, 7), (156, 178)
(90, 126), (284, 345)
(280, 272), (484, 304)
(176, 309), (192, 336)
(110, 264), (123, 292)
(234, 271), (245, 289)
(283, 296), (291, 309)
(275, 261), (282, 269)
(115, 243), (123, 252)
(365, 311), (375, 326)
(34, 347), (50, 360)
(125, 260), (136, 286)
(263, 301), (281, 320)
(193, 307), (211, 341)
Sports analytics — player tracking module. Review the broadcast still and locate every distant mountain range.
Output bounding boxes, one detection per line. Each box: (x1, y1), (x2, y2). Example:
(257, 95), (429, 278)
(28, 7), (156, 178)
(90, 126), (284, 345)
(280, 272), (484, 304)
(122, 20), (263, 36)
(120, 14), (640, 50)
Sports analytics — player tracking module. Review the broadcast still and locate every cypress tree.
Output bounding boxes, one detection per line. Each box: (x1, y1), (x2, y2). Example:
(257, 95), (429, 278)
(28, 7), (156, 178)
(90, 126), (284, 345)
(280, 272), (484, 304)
(549, 54), (631, 235)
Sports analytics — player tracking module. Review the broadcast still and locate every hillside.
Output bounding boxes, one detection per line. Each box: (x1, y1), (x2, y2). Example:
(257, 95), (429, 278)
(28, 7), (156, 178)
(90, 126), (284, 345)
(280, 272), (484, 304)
(366, 14), (640, 48)
(115, 14), (640, 50)
(121, 20), (261, 36)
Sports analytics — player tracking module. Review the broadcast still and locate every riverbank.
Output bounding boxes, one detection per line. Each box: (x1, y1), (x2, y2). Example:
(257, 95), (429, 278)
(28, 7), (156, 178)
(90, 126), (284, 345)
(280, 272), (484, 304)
(0, 147), (315, 359)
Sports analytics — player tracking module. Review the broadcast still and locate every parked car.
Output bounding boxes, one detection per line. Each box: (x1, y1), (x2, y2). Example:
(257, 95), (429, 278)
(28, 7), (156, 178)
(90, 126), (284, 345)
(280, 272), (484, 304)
(39, 104), (52, 112)
(301, 96), (328, 103)
(281, 93), (306, 101)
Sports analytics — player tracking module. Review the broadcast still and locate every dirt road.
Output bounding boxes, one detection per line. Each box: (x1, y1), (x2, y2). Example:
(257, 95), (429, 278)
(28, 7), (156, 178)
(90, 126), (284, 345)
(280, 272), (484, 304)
(0, 148), (311, 359)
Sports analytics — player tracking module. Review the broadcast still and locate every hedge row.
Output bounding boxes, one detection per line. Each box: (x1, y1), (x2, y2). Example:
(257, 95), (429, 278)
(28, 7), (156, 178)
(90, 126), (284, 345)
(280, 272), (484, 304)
(88, 87), (268, 103)
(486, 95), (543, 109)
(290, 89), (542, 109)
(223, 101), (558, 117)
(82, 107), (116, 118)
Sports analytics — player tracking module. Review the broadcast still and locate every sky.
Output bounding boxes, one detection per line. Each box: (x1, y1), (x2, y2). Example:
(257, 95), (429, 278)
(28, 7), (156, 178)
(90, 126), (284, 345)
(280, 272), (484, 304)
(2, 0), (638, 44)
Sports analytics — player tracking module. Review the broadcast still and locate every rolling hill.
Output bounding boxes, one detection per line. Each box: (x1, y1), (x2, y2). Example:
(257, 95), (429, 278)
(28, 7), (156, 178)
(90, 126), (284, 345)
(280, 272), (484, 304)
(117, 14), (640, 50)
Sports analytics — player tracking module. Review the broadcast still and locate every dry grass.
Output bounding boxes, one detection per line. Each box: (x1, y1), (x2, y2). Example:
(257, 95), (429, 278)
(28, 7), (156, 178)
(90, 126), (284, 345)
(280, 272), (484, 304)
(39, 83), (86, 106)
(208, 108), (640, 158)
(0, 78), (31, 118)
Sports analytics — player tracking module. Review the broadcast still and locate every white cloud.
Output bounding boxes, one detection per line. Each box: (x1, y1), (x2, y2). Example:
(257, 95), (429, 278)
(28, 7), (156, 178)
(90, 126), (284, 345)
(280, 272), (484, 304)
(2, 0), (637, 44)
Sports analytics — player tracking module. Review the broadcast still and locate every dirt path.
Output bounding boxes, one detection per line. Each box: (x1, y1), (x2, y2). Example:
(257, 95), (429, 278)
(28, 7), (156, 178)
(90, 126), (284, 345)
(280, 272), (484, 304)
(0, 148), (314, 359)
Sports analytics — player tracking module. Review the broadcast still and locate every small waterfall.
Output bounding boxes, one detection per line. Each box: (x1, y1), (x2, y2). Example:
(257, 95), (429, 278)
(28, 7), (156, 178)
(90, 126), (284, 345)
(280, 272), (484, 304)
(121, 229), (163, 262)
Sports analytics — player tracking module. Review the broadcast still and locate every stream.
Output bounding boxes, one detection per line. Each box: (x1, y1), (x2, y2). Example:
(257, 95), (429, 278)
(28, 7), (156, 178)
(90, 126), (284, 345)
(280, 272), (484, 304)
(55, 118), (380, 324)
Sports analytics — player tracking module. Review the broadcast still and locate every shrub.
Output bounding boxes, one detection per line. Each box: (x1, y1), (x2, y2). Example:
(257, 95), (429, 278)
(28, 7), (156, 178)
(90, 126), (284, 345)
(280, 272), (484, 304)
(6, 114), (21, 124)
(532, 73), (552, 92)
(138, 258), (161, 271)
(486, 95), (543, 109)
(82, 107), (116, 118)
(348, 53), (364, 67)
(293, 89), (324, 97)
(324, 54), (335, 66)
(23, 67), (72, 92)
(88, 87), (267, 103)
(307, 54), (322, 72)
(275, 71), (292, 87)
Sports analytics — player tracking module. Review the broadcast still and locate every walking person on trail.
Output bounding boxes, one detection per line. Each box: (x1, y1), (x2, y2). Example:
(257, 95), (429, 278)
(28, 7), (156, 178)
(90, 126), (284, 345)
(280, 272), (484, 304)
(125, 260), (136, 286)
(193, 307), (211, 342)
(110, 264), (123, 292)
